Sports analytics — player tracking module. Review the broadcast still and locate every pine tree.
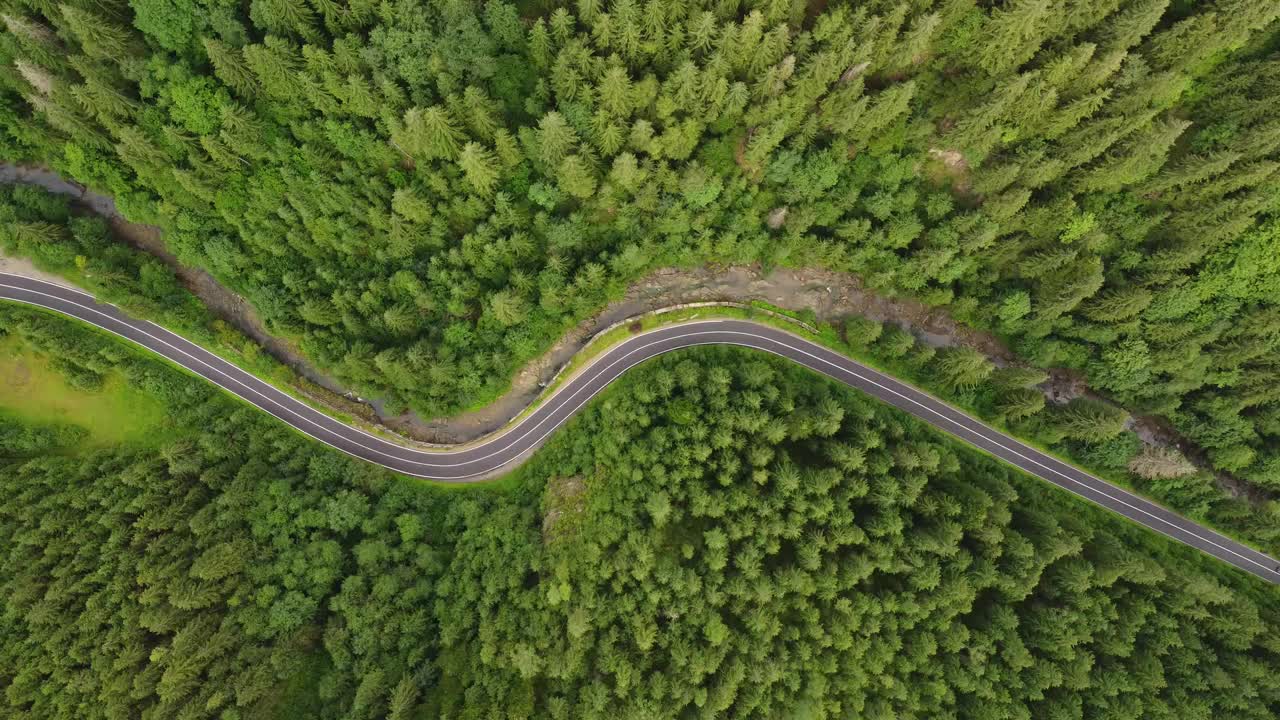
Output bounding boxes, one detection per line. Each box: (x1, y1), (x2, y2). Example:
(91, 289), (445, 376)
(934, 347), (995, 390)
(457, 142), (499, 196)
(58, 5), (136, 59)
(1101, 0), (1169, 52)
(393, 106), (464, 162)
(1017, 247), (1077, 279)
(299, 297), (340, 325)
(845, 317), (883, 347)
(242, 39), (306, 100)
(999, 387), (1047, 421)
(1073, 117), (1190, 193)
(461, 86), (500, 141)
(488, 289), (527, 326)
(993, 367), (1050, 389)
(970, 0), (1054, 76)
(113, 126), (169, 177)
(948, 74), (1030, 160)
(1082, 287), (1152, 322)
(386, 673), (421, 720)
(249, 0), (319, 41)
(3, 14), (61, 69)
(1141, 149), (1242, 194)
(340, 74), (379, 118)
(1033, 257), (1104, 321)
(382, 302), (421, 335)
(528, 18), (552, 68)
(537, 111), (579, 166)
(218, 103), (271, 159)
(199, 39), (257, 97)
(391, 188), (433, 223)
(1041, 88), (1110, 140)
(886, 12), (941, 75)
(10, 221), (66, 248)
(598, 65), (633, 118)
(1054, 398), (1130, 441)
(557, 155), (597, 199)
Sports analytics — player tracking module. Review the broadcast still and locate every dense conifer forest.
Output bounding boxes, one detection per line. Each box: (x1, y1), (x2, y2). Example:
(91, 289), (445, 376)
(5, 0), (1280, 716)
(10, 182), (1280, 557)
(2, 310), (1279, 719)
(3, 0), (1280, 497)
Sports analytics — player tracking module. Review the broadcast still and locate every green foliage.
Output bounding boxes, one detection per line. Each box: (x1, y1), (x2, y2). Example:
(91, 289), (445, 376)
(0, 309), (436, 719)
(875, 325), (917, 358)
(439, 348), (1280, 718)
(0, 328), (173, 447)
(933, 346), (995, 389)
(844, 316), (883, 347)
(4, 314), (1280, 718)
(0, 186), (188, 322)
(1053, 397), (1132, 442)
(0, 411), (86, 453)
(993, 366), (1050, 389)
(1, 0), (1280, 638)
(130, 0), (199, 53)
(457, 141), (499, 196)
(998, 386), (1047, 421)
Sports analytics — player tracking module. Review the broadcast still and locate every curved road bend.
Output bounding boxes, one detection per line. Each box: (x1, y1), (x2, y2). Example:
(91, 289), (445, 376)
(2, 272), (1279, 584)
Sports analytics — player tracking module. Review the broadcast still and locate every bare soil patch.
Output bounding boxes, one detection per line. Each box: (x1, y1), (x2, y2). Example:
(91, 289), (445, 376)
(0, 252), (74, 289)
(5, 168), (1235, 496)
(6, 359), (30, 389)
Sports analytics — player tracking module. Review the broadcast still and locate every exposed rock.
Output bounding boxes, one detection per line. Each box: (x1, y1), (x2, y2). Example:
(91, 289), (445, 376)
(928, 147), (967, 170)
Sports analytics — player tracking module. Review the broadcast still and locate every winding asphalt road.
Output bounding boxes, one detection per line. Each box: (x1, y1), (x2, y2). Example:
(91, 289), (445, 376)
(3, 271), (1279, 584)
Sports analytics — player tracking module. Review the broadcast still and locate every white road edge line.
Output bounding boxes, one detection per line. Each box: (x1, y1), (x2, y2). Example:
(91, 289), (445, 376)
(0, 278), (706, 468)
(0, 272), (96, 300)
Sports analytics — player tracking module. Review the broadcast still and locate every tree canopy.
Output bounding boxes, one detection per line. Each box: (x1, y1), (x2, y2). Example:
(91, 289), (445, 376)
(1, 320), (1278, 719)
(1, 2), (1279, 507)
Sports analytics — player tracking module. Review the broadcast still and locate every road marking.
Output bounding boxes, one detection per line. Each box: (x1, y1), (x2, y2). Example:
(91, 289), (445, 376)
(3, 279), (1278, 581)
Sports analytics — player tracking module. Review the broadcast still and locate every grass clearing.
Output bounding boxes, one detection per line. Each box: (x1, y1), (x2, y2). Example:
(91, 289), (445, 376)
(0, 335), (173, 448)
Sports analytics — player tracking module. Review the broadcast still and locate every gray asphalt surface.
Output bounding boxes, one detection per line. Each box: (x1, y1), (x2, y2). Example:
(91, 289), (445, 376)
(3, 272), (1279, 584)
